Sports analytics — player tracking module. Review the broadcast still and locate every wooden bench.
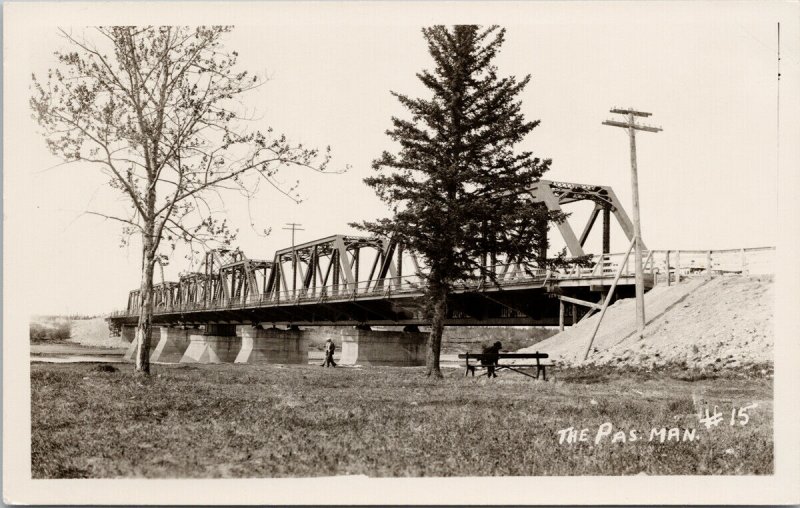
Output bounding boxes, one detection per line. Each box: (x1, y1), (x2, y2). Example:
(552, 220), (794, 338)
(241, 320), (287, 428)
(457, 352), (550, 380)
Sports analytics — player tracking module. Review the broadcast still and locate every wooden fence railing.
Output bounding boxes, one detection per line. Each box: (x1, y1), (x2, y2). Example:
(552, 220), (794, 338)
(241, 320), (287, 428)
(593, 246), (774, 287)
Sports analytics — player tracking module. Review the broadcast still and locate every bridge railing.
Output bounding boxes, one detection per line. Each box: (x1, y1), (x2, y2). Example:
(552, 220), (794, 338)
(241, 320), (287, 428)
(645, 247), (774, 284)
(140, 274), (428, 314)
(587, 246), (775, 285)
(109, 248), (774, 318)
(113, 263), (559, 317)
(112, 260), (627, 318)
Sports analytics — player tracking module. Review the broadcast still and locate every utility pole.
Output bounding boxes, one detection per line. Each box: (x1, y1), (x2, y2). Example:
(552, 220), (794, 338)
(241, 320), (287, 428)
(603, 108), (662, 339)
(282, 222), (304, 293)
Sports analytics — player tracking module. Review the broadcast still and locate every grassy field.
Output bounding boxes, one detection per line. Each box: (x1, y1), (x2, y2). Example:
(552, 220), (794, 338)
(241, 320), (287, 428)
(31, 363), (773, 478)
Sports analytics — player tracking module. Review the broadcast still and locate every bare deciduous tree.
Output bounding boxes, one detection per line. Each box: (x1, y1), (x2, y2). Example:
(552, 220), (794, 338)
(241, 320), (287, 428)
(31, 26), (333, 374)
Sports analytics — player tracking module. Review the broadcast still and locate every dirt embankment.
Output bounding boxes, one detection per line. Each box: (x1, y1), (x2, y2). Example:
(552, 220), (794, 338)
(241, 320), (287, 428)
(519, 274), (773, 369)
(69, 318), (128, 349)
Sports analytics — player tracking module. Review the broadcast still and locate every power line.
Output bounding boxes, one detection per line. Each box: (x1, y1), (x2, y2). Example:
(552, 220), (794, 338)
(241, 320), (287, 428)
(282, 223), (305, 292)
(282, 222), (305, 249)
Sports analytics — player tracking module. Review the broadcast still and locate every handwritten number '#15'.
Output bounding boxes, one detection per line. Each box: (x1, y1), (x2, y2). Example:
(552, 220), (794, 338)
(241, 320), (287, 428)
(730, 405), (756, 426)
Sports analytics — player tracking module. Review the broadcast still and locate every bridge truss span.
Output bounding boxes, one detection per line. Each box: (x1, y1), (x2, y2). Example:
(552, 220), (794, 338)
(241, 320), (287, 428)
(111, 179), (654, 328)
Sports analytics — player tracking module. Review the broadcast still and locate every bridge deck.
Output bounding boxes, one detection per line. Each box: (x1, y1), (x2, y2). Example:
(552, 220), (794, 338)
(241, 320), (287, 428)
(108, 270), (652, 328)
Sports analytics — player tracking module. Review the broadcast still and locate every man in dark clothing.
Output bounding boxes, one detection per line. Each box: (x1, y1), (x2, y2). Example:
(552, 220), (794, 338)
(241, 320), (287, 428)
(321, 338), (337, 368)
(481, 341), (503, 378)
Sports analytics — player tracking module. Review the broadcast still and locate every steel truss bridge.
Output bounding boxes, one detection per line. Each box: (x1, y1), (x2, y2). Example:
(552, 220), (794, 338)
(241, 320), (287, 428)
(108, 180), (653, 329)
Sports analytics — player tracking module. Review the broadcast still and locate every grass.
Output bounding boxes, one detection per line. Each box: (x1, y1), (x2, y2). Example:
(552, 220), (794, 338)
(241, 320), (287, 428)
(31, 363), (773, 478)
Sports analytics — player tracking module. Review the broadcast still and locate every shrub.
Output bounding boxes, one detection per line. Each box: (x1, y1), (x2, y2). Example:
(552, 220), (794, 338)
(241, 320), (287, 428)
(29, 320), (71, 343)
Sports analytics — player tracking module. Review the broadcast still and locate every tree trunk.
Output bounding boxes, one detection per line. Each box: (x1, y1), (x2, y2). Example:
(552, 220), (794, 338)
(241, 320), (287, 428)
(134, 238), (156, 374)
(425, 285), (447, 378)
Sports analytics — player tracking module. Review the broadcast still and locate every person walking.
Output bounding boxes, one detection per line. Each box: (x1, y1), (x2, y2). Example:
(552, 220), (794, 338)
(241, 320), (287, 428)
(481, 341), (502, 378)
(321, 338), (337, 368)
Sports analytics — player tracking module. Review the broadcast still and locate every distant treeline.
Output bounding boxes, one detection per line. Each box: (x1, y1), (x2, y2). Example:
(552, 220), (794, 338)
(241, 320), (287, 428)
(31, 314), (102, 321)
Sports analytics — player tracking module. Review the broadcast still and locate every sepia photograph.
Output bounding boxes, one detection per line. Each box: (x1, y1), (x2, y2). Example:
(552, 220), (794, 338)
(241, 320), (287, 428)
(3, 1), (800, 505)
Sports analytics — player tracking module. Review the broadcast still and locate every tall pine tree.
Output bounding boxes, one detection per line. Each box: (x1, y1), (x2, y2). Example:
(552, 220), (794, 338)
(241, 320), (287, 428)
(358, 25), (561, 377)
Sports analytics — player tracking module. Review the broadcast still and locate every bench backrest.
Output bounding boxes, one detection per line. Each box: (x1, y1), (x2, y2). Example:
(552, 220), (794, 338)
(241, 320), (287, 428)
(457, 352), (548, 360)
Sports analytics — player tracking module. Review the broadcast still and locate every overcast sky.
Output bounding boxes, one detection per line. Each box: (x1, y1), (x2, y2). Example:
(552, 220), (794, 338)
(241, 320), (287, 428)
(5, 2), (799, 315)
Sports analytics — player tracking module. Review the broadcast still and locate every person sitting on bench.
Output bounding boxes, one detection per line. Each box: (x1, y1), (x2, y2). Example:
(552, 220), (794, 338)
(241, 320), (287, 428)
(481, 341), (503, 378)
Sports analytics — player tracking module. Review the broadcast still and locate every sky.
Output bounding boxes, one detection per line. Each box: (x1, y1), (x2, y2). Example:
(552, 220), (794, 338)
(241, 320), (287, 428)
(5, 2), (799, 315)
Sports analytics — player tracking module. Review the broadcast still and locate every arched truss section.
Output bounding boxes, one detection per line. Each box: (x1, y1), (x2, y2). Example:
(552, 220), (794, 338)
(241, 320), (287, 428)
(528, 180), (640, 258)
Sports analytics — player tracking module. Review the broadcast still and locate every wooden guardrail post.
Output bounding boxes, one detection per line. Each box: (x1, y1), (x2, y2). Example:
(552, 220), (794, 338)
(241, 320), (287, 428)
(559, 300), (565, 331)
(583, 237), (636, 361)
(675, 250), (681, 283)
(665, 250), (671, 286)
(706, 250), (712, 280)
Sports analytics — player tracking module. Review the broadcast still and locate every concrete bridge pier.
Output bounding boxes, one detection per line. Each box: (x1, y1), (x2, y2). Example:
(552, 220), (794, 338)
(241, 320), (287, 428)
(123, 326), (161, 361)
(235, 326), (309, 364)
(339, 326), (426, 366)
(149, 326), (200, 363)
(180, 324), (239, 364)
(120, 325), (136, 343)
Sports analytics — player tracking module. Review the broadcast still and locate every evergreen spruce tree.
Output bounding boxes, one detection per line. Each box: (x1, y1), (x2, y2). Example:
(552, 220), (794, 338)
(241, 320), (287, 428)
(357, 25), (562, 377)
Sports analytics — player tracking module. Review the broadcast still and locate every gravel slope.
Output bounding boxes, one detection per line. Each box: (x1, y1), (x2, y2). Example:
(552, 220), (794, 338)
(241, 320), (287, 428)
(517, 275), (773, 368)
